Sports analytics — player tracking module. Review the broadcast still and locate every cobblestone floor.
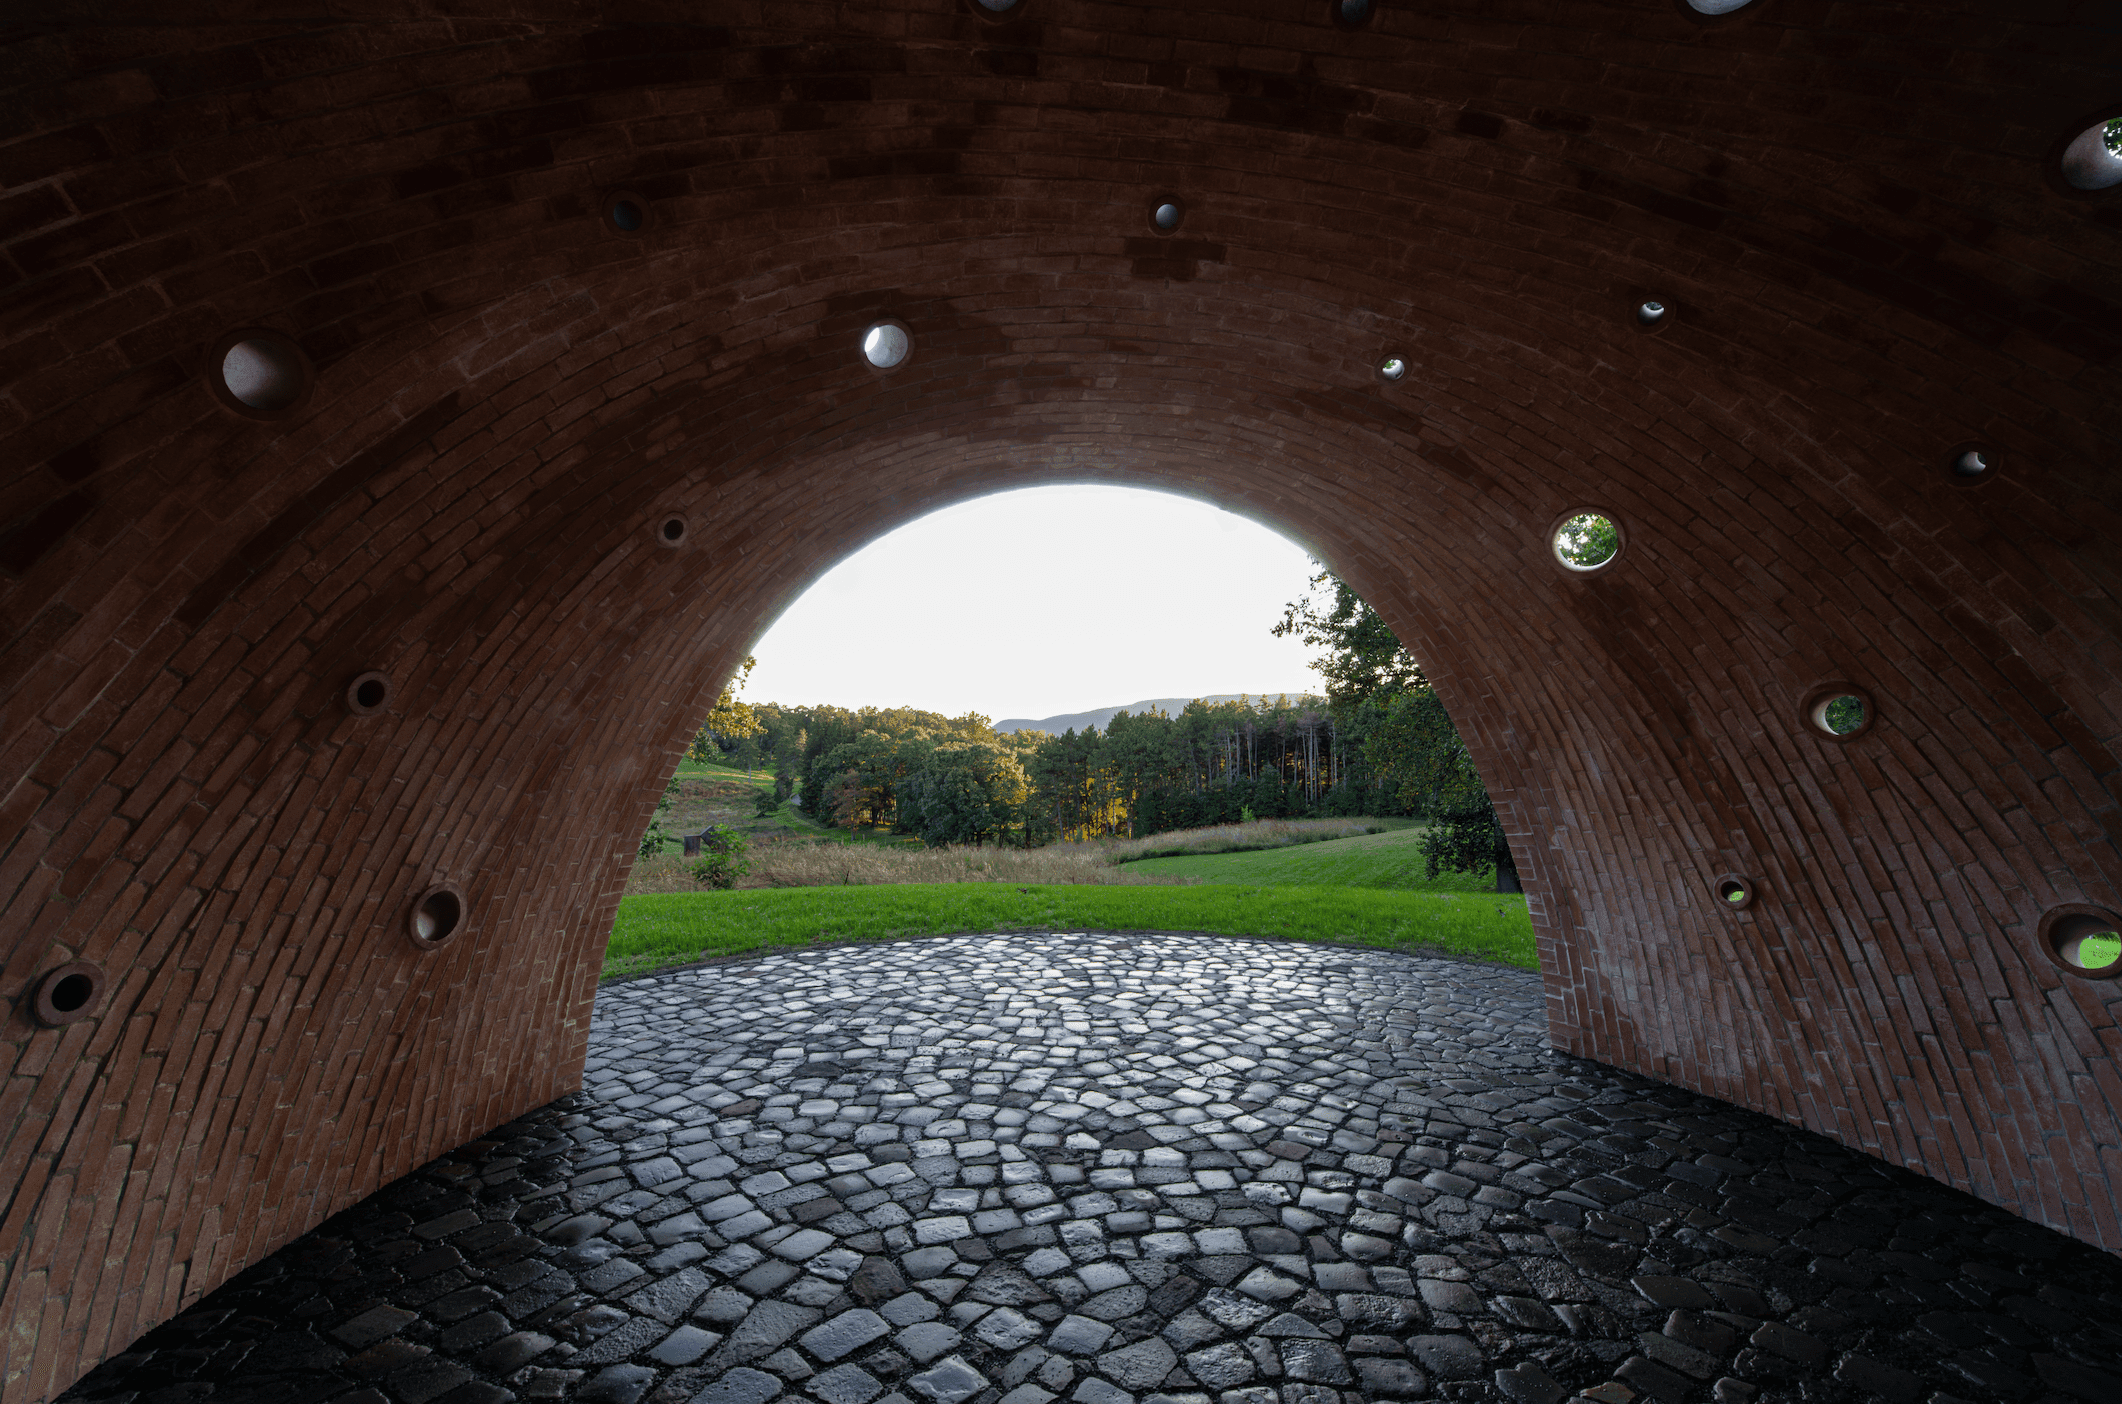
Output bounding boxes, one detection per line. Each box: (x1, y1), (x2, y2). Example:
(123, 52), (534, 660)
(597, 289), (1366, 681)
(61, 934), (2122, 1404)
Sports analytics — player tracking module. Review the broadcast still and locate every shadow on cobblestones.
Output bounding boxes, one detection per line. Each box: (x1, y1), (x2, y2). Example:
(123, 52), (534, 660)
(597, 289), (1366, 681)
(60, 934), (2122, 1404)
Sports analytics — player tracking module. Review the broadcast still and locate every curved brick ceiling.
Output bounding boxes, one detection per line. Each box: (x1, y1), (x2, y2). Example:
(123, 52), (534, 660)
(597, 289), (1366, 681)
(2, 1), (2119, 1397)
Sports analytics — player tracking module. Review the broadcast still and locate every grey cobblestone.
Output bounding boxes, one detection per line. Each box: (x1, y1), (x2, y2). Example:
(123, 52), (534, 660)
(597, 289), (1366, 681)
(55, 933), (2122, 1404)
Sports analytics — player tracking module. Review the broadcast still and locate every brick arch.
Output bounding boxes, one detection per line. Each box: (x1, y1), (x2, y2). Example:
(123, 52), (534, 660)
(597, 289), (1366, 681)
(3, 0), (2120, 1396)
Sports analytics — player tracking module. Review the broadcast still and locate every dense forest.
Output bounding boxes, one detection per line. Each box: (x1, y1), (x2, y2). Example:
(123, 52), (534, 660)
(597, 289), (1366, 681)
(691, 569), (1516, 885)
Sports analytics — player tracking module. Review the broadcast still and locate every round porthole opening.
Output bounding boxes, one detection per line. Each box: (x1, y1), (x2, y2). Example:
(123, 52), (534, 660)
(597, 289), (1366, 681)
(208, 329), (313, 420)
(1332, 0), (1374, 29)
(973, 0), (1022, 13)
(31, 962), (104, 1027)
(1807, 688), (1873, 739)
(1715, 875), (1755, 911)
(1152, 200), (1183, 233)
(1552, 511), (1620, 572)
(2038, 905), (2122, 979)
(1377, 355), (1408, 383)
(409, 885), (465, 950)
(2059, 117), (2122, 193)
(1636, 300), (1668, 328)
(603, 190), (651, 234)
(1946, 444), (1995, 486)
(1684, 0), (1753, 13)
(658, 515), (689, 548)
(346, 671), (391, 716)
(862, 321), (911, 370)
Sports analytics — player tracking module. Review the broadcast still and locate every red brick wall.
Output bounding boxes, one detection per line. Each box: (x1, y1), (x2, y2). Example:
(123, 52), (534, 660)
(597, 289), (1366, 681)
(3, 0), (2118, 1397)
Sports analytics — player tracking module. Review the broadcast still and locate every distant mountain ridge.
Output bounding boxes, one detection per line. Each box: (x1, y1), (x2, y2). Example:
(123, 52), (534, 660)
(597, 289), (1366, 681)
(994, 692), (1323, 735)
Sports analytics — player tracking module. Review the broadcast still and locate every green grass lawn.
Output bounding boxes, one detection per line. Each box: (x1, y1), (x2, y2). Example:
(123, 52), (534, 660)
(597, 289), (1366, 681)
(605, 883), (1536, 979)
(1122, 823), (1495, 893)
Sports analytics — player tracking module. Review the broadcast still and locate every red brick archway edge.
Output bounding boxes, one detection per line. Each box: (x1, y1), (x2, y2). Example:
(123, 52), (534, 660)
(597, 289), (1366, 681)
(2, 2), (2118, 1398)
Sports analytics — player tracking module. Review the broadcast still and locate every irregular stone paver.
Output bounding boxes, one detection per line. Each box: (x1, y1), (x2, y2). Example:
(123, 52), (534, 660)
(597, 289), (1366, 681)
(56, 933), (2122, 1404)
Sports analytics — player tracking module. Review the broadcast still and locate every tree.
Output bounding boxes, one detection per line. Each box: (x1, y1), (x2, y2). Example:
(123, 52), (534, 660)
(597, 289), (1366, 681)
(688, 655), (765, 761)
(898, 741), (1030, 847)
(1274, 569), (1427, 703)
(1367, 688), (1519, 892)
(1280, 568), (1521, 890)
(1552, 513), (1618, 569)
(638, 774), (682, 858)
(689, 826), (751, 889)
(1419, 793), (1519, 893)
(814, 730), (904, 829)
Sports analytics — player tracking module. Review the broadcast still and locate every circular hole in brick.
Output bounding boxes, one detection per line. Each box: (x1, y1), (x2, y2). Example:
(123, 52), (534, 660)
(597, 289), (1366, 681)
(31, 962), (103, 1027)
(974, 0), (1021, 12)
(1333, 0), (1374, 29)
(2039, 906), (2122, 979)
(223, 341), (302, 410)
(1686, 0), (1753, 13)
(1152, 200), (1183, 232)
(862, 321), (911, 370)
(1377, 355), (1408, 383)
(603, 189), (651, 234)
(346, 671), (391, 716)
(658, 515), (689, 547)
(1552, 511), (1620, 571)
(1637, 300), (1668, 328)
(409, 885), (465, 950)
(1715, 875), (1755, 911)
(1810, 691), (1871, 738)
(1946, 444), (1996, 485)
(208, 329), (313, 419)
(2060, 117), (2122, 191)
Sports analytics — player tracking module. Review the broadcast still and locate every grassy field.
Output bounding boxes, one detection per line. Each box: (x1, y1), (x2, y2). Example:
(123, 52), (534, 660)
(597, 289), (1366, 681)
(605, 882), (1537, 979)
(1122, 822), (1494, 893)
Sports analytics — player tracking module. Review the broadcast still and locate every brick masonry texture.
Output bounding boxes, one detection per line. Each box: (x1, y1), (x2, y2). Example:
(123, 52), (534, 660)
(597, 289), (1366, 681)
(0, 0), (2118, 1399)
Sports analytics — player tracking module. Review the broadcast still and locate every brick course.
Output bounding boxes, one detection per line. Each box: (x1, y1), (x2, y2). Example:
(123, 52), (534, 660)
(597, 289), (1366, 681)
(2, 0), (2119, 1398)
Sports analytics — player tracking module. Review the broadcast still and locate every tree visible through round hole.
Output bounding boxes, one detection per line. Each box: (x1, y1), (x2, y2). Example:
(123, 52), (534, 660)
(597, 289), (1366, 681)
(1553, 513), (1619, 569)
(1637, 300), (1667, 326)
(49, 973), (93, 1012)
(1719, 880), (1748, 905)
(221, 338), (305, 412)
(355, 678), (386, 709)
(416, 891), (462, 944)
(863, 322), (910, 369)
(2052, 915), (2122, 973)
(1815, 694), (1868, 736)
(1378, 356), (1407, 381)
(2061, 116), (2122, 192)
(611, 199), (644, 231)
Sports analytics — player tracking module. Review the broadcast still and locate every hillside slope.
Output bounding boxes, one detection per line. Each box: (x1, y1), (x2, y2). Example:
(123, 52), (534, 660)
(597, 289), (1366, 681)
(995, 691), (1322, 734)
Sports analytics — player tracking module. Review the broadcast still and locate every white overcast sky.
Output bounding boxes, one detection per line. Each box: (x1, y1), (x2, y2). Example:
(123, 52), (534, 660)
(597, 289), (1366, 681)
(743, 486), (1326, 723)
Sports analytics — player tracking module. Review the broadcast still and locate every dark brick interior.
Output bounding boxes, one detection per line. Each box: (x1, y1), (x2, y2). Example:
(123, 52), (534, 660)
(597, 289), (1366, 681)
(2, 2), (2118, 1399)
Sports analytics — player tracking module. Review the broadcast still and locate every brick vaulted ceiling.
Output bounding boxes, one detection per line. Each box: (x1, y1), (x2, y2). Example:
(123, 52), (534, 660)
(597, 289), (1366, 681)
(1, 0), (2119, 1396)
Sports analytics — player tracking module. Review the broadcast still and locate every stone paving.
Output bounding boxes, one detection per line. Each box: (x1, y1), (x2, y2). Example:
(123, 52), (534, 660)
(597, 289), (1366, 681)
(59, 934), (2122, 1404)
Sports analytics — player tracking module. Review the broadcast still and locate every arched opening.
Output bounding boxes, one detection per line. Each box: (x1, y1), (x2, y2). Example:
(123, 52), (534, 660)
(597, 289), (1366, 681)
(619, 484), (1531, 966)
